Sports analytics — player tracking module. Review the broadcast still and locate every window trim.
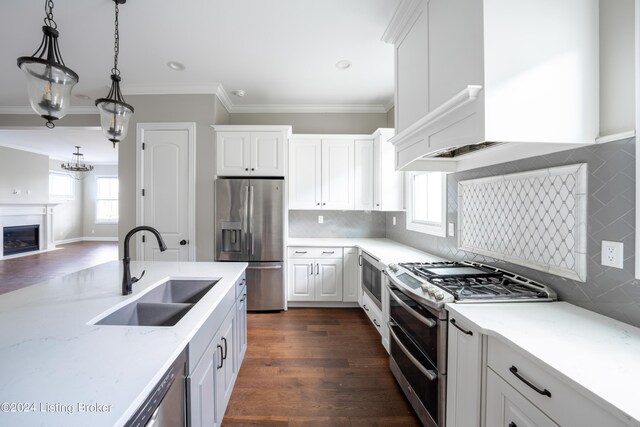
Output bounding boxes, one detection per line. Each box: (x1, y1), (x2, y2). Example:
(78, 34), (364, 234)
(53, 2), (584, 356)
(405, 171), (447, 237)
(49, 171), (75, 200)
(95, 175), (119, 225)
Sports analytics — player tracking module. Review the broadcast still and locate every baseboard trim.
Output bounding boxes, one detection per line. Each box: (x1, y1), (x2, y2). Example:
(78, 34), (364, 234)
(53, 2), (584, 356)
(287, 301), (360, 308)
(83, 237), (118, 242)
(54, 237), (83, 245)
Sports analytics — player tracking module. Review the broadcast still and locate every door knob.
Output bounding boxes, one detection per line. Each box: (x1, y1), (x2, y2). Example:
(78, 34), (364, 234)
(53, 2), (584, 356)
(180, 239), (188, 245)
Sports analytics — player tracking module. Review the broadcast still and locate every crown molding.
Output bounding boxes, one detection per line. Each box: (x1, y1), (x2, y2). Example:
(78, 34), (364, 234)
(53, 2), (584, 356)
(383, 98), (395, 112)
(0, 106), (98, 115)
(214, 84), (233, 113)
(381, 0), (422, 44)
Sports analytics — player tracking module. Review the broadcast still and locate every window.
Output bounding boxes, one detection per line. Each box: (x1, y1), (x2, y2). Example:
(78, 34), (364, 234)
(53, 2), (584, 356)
(96, 177), (119, 224)
(405, 171), (447, 236)
(49, 172), (74, 199)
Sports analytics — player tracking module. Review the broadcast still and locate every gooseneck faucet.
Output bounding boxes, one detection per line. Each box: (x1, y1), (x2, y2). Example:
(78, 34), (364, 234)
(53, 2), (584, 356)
(122, 226), (167, 295)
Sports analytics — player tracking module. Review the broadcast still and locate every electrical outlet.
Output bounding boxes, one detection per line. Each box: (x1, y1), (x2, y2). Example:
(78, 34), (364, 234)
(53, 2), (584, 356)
(318, 216), (323, 224)
(392, 216), (396, 226)
(601, 241), (623, 269)
(448, 223), (455, 237)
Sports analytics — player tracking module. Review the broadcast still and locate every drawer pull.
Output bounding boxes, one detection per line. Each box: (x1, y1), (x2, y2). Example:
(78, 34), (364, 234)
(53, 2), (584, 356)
(363, 304), (369, 312)
(373, 319), (381, 328)
(450, 318), (473, 336)
(322, 251), (335, 254)
(509, 365), (551, 397)
(509, 423), (517, 427)
(294, 251), (307, 254)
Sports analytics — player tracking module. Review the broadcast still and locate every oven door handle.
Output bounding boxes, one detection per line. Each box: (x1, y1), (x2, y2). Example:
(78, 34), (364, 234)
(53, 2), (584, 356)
(387, 286), (437, 328)
(388, 321), (438, 381)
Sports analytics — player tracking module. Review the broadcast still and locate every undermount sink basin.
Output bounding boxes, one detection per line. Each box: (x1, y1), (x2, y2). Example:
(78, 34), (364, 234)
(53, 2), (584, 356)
(95, 279), (218, 326)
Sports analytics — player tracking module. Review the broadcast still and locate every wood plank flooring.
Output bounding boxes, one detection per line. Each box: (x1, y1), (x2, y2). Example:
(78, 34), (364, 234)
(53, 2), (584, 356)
(0, 241), (118, 295)
(223, 308), (421, 427)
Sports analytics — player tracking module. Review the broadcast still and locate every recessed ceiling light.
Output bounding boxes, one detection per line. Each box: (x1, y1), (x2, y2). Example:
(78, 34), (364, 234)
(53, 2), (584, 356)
(231, 90), (246, 97)
(335, 60), (352, 70)
(167, 61), (186, 71)
(74, 94), (92, 100)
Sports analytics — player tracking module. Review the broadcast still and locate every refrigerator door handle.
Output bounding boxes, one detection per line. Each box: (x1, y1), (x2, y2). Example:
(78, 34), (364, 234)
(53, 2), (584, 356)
(244, 185), (250, 256)
(249, 185), (255, 256)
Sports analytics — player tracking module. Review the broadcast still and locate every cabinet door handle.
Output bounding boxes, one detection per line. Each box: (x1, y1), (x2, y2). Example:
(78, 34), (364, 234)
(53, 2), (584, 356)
(316, 203), (320, 206)
(450, 318), (473, 336)
(509, 423), (517, 427)
(373, 319), (381, 328)
(309, 263), (313, 276)
(358, 255), (362, 266)
(322, 203), (326, 206)
(509, 366), (551, 397)
(245, 168), (249, 171)
(363, 304), (369, 312)
(216, 344), (224, 369)
(222, 337), (228, 360)
(315, 263), (319, 275)
(240, 293), (246, 302)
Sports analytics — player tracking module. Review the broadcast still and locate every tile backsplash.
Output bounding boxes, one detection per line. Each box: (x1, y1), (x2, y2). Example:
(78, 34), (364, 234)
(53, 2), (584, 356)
(386, 138), (639, 328)
(289, 210), (386, 238)
(458, 164), (588, 281)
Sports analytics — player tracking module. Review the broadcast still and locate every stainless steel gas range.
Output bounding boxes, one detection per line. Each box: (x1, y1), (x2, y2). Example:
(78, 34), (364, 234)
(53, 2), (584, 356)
(385, 261), (557, 427)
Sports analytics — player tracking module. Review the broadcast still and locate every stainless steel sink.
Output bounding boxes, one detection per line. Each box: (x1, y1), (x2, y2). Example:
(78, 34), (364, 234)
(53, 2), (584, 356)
(139, 279), (217, 304)
(95, 279), (218, 326)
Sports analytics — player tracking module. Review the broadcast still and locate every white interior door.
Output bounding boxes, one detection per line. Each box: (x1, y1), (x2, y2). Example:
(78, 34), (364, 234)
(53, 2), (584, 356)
(138, 123), (194, 261)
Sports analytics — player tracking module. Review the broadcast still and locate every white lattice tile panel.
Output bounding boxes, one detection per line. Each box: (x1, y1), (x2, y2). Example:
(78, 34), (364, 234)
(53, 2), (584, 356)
(458, 164), (587, 281)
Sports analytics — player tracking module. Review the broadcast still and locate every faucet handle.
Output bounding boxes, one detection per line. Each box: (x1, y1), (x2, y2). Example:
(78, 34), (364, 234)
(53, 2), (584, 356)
(131, 270), (146, 284)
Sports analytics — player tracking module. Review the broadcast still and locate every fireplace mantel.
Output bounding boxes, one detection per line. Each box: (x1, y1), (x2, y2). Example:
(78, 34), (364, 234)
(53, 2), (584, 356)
(0, 202), (61, 260)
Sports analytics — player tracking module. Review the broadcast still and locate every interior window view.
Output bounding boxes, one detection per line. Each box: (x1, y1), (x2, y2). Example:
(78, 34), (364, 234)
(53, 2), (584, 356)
(1, 1), (639, 427)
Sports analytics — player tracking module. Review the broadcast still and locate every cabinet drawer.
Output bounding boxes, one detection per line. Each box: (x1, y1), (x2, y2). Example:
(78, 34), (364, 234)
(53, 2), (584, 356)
(287, 247), (343, 258)
(361, 292), (383, 334)
(487, 337), (627, 427)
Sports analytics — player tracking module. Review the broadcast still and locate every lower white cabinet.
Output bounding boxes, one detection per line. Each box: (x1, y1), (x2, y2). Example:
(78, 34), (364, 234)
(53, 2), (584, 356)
(360, 291), (383, 333)
(342, 247), (359, 302)
(187, 275), (246, 427)
(287, 247), (343, 302)
(446, 316), (483, 427)
(486, 368), (558, 427)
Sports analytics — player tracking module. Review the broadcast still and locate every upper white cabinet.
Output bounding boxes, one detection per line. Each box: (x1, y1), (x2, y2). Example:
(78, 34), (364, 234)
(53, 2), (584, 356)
(383, 0), (599, 172)
(373, 128), (403, 211)
(289, 129), (402, 211)
(213, 125), (291, 177)
(289, 136), (357, 210)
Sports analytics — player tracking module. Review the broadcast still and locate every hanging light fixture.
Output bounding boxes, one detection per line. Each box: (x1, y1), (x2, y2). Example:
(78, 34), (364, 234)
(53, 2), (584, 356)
(61, 146), (94, 180)
(95, 0), (134, 148)
(17, 0), (79, 129)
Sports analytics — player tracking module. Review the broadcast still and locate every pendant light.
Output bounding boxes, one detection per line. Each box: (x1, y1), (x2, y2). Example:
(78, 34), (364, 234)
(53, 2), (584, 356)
(17, 0), (79, 129)
(95, 0), (134, 148)
(61, 146), (94, 180)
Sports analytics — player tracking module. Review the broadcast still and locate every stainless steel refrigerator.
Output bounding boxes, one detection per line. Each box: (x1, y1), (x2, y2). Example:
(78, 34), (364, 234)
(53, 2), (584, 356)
(215, 178), (285, 311)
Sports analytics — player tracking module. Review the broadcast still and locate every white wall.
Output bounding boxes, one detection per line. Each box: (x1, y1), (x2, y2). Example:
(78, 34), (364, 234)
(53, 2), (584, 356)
(227, 112), (389, 134)
(0, 146), (49, 202)
(48, 158), (84, 243)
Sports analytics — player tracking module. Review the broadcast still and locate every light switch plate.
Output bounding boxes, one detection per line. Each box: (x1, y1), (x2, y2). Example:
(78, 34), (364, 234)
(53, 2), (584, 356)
(448, 223), (455, 237)
(601, 240), (623, 269)
(318, 216), (323, 224)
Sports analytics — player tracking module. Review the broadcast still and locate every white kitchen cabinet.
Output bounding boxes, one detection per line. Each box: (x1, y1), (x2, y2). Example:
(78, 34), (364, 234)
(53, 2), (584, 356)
(289, 136), (365, 210)
(342, 247), (359, 302)
(287, 247), (344, 302)
(446, 316), (483, 427)
(372, 128), (403, 211)
(213, 125), (290, 177)
(486, 368), (558, 427)
(383, 0), (599, 172)
(188, 337), (218, 427)
(360, 290), (383, 333)
(215, 308), (236, 422)
(354, 139), (374, 210)
(235, 284), (247, 367)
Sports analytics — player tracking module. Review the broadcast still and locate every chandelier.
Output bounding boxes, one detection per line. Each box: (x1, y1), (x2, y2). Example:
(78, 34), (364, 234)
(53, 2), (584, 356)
(17, 0), (79, 129)
(61, 146), (94, 180)
(95, 0), (134, 148)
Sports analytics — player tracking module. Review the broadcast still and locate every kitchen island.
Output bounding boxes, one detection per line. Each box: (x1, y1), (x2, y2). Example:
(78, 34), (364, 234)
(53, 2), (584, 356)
(0, 260), (247, 427)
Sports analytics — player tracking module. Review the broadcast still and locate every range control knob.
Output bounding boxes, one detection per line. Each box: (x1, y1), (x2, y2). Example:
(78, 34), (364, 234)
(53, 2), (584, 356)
(420, 284), (430, 294)
(388, 263), (399, 272)
(434, 291), (445, 301)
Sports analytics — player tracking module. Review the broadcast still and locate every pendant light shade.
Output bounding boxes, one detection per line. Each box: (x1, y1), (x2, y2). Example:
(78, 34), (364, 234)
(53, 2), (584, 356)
(95, 0), (133, 148)
(17, 2), (79, 129)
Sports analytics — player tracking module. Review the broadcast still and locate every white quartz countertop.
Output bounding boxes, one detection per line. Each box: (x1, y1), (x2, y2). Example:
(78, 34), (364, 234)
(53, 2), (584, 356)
(446, 302), (640, 425)
(287, 237), (446, 265)
(0, 260), (247, 427)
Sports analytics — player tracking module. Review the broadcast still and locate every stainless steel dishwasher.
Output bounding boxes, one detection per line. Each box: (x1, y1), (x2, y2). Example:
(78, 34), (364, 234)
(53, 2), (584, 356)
(125, 349), (187, 427)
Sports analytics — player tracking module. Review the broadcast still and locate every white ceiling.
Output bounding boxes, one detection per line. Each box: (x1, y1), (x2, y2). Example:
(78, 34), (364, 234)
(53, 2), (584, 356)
(0, 0), (399, 113)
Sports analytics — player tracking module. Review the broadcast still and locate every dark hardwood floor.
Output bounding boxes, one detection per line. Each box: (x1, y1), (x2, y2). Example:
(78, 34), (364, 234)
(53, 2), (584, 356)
(223, 308), (421, 427)
(0, 241), (118, 294)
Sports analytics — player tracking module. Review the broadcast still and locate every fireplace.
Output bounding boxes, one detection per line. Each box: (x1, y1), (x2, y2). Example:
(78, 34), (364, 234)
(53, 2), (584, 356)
(3, 225), (40, 256)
